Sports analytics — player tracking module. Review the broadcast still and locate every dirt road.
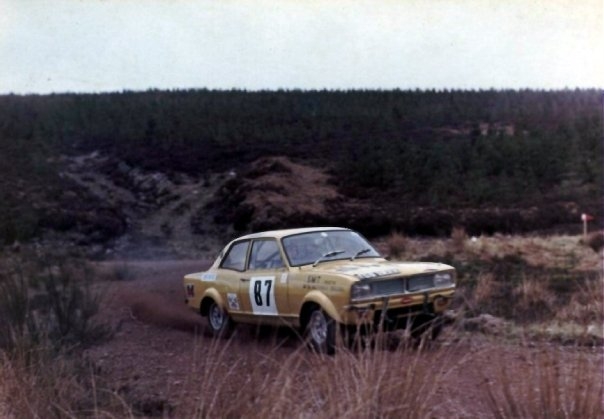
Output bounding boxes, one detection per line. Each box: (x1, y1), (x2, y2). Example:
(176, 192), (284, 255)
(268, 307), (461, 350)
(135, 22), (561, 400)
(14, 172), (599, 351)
(88, 260), (603, 418)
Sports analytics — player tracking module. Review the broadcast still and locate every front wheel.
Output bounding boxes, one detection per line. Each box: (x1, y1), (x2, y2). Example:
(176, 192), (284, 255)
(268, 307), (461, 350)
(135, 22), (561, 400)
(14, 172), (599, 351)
(305, 307), (336, 355)
(207, 300), (234, 337)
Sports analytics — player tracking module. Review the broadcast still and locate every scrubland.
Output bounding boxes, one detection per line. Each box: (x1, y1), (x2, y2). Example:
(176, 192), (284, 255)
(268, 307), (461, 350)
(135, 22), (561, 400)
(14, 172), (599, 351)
(1, 231), (602, 418)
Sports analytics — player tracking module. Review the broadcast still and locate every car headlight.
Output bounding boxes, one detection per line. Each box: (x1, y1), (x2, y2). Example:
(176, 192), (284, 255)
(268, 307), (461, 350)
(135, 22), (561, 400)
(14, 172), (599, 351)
(351, 282), (372, 301)
(433, 273), (453, 288)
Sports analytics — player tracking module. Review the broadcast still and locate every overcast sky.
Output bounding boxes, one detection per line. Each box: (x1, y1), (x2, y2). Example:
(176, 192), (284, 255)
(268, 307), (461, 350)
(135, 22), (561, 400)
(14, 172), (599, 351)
(1, 0), (602, 94)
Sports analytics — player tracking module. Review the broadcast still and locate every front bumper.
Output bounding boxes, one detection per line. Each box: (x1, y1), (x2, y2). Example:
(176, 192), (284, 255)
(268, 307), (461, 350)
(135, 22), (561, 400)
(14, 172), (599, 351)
(341, 289), (455, 327)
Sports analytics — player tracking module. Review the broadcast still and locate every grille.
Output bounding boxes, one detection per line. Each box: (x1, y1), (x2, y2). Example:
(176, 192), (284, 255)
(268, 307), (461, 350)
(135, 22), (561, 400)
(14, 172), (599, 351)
(370, 278), (406, 296)
(407, 275), (435, 292)
(364, 274), (443, 299)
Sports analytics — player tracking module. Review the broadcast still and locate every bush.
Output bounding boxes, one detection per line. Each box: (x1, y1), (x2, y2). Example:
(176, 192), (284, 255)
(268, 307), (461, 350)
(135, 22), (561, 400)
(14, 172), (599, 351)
(450, 226), (468, 253)
(582, 231), (604, 254)
(0, 249), (111, 354)
(0, 249), (124, 417)
(386, 232), (407, 259)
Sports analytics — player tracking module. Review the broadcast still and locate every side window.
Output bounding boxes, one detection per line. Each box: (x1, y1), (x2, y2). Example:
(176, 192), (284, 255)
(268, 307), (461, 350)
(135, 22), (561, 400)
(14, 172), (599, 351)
(249, 240), (284, 270)
(220, 241), (249, 271)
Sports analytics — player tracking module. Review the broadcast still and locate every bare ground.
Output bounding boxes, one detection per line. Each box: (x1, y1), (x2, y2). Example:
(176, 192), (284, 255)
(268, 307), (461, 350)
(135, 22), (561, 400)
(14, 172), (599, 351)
(87, 259), (603, 418)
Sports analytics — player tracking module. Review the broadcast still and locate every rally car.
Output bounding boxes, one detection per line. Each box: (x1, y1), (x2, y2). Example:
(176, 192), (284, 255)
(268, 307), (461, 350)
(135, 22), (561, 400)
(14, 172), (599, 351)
(184, 227), (456, 354)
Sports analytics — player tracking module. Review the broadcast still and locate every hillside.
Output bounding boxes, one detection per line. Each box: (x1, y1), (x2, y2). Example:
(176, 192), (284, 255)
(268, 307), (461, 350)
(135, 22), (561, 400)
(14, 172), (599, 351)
(1, 90), (603, 418)
(0, 89), (601, 250)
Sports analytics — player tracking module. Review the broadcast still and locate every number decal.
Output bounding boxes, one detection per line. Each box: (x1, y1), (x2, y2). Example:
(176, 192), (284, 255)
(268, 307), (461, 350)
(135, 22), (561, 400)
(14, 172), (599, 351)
(264, 280), (272, 306)
(254, 281), (263, 305)
(249, 276), (278, 315)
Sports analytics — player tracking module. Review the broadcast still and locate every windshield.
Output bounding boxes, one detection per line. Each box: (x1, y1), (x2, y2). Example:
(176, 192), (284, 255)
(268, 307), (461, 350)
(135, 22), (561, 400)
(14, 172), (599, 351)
(282, 230), (381, 267)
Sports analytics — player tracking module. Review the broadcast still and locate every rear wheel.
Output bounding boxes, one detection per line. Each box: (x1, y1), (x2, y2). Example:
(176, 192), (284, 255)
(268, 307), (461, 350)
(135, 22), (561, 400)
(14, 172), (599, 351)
(305, 307), (336, 355)
(207, 300), (233, 337)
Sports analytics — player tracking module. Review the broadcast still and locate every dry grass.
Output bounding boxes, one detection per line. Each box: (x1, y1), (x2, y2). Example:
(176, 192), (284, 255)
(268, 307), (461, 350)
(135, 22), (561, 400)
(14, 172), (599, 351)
(554, 275), (603, 325)
(385, 231), (408, 259)
(512, 276), (557, 320)
(450, 226), (468, 253)
(473, 272), (500, 307)
(3, 332), (602, 418)
(400, 232), (604, 343)
(1, 234), (603, 417)
(183, 334), (458, 418)
(381, 233), (600, 272)
(463, 234), (598, 271)
(0, 250), (124, 418)
(0, 251), (110, 353)
(581, 230), (604, 254)
(458, 268), (602, 338)
(243, 156), (341, 224)
(484, 347), (604, 418)
(0, 351), (133, 418)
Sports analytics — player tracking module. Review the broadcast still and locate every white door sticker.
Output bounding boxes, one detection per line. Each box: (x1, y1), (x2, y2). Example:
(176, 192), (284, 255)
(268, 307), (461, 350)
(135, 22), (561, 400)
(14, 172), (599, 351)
(227, 293), (240, 310)
(249, 276), (278, 315)
(280, 273), (288, 284)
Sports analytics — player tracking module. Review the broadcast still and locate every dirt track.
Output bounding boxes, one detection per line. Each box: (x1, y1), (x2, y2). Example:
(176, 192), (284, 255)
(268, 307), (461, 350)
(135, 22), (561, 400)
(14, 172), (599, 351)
(88, 260), (603, 418)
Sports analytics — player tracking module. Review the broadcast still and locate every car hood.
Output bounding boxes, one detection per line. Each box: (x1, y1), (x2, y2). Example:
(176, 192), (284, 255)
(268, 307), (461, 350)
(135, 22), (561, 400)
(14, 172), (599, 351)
(301, 259), (454, 280)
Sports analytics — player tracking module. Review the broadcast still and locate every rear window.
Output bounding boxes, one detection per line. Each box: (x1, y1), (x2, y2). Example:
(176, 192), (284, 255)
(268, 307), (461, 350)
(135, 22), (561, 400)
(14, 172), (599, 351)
(220, 241), (249, 271)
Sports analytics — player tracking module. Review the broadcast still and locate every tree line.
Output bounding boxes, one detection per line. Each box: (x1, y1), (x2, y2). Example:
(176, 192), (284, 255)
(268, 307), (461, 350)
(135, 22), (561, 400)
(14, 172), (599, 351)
(0, 88), (601, 243)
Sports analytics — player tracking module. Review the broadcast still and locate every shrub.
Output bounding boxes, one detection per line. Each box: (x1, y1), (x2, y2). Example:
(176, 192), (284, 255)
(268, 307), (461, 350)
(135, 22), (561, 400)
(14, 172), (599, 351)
(450, 226), (468, 253)
(582, 231), (604, 254)
(386, 232), (407, 259)
(511, 277), (556, 321)
(554, 275), (603, 325)
(0, 249), (124, 417)
(0, 250), (111, 354)
(472, 273), (501, 313)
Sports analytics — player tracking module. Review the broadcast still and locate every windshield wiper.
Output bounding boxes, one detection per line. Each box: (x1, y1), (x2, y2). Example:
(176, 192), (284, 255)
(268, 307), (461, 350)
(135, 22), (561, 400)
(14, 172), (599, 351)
(351, 248), (371, 261)
(312, 250), (345, 267)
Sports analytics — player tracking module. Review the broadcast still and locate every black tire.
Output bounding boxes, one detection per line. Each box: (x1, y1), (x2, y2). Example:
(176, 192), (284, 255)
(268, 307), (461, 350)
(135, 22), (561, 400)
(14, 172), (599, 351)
(207, 300), (234, 338)
(305, 307), (336, 355)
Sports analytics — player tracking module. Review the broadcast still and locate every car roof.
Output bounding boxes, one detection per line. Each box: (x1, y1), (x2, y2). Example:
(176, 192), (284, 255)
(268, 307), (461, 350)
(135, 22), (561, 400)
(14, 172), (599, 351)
(235, 227), (350, 241)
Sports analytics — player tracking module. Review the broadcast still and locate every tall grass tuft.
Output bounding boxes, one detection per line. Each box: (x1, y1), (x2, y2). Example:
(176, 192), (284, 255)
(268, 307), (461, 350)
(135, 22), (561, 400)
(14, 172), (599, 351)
(484, 346), (604, 418)
(1, 348), (134, 418)
(386, 232), (407, 259)
(581, 231), (604, 254)
(450, 226), (468, 253)
(184, 331), (456, 418)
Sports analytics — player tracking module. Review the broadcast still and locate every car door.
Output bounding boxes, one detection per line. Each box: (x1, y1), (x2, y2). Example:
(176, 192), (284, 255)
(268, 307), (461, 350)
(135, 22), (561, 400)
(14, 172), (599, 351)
(238, 238), (289, 319)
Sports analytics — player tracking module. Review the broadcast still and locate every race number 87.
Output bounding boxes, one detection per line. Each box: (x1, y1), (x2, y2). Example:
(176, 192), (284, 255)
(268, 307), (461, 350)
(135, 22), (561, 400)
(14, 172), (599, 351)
(249, 277), (277, 315)
(254, 279), (272, 306)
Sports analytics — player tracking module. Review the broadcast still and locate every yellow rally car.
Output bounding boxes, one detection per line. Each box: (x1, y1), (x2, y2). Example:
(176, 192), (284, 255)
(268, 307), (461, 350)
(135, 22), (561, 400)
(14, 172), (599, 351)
(184, 227), (455, 354)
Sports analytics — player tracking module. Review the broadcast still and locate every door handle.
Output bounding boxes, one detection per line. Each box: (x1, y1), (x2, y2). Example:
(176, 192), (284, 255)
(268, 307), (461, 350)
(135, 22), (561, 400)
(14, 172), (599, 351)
(240, 278), (250, 282)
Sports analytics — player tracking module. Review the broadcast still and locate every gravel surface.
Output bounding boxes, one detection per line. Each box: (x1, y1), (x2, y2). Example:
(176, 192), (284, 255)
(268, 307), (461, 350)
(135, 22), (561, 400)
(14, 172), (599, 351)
(87, 260), (604, 418)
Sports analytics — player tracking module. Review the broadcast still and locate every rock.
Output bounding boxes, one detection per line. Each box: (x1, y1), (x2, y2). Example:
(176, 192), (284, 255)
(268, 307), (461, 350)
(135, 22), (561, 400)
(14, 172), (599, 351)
(461, 313), (509, 335)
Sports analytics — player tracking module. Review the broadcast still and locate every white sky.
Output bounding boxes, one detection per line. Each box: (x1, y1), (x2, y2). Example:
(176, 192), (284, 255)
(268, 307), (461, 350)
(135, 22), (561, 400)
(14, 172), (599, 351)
(1, 0), (603, 94)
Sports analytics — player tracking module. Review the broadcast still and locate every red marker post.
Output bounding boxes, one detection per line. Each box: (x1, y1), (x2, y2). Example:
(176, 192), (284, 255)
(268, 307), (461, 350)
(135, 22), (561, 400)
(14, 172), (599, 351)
(581, 213), (594, 237)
